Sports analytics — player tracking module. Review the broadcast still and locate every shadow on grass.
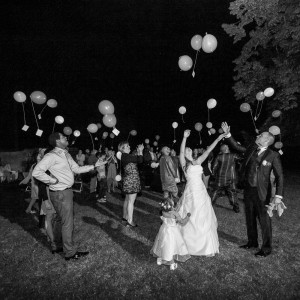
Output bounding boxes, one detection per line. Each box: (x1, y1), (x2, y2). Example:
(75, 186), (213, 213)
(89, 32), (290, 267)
(82, 217), (152, 262)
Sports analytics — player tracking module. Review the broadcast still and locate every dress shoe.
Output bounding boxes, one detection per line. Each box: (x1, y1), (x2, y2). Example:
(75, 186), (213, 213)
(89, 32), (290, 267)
(51, 248), (64, 254)
(239, 243), (258, 249)
(65, 251), (89, 261)
(255, 250), (271, 257)
(126, 221), (138, 227)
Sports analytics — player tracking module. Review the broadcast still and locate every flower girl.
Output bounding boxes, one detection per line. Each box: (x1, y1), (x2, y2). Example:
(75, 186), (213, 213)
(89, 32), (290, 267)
(150, 198), (191, 270)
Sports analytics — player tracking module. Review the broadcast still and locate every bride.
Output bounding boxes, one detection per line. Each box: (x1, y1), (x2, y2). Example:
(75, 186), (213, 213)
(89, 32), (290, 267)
(177, 129), (225, 256)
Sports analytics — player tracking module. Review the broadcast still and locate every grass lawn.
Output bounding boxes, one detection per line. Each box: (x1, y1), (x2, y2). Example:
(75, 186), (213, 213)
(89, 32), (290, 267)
(0, 171), (299, 299)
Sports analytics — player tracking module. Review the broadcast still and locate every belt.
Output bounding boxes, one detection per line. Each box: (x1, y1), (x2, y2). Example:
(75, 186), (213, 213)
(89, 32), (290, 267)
(50, 187), (72, 192)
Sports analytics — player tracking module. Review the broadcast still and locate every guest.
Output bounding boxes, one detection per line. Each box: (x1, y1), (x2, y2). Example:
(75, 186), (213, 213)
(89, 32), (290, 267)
(106, 150), (118, 193)
(211, 144), (241, 213)
(88, 149), (98, 194)
(95, 151), (109, 203)
(76, 149), (85, 166)
(118, 141), (144, 227)
(32, 132), (102, 260)
(150, 197), (191, 271)
(221, 122), (284, 257)
(143, 144), (153, 188)
(200, 147), (214, 189)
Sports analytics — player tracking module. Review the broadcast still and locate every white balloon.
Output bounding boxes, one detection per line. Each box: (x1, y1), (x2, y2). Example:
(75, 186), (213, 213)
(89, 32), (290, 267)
(73, 130), (81, 137)
(115, 175), (122, 181)
(179, 106), (186, 114)
(55, 116), (64, 124)
(206, 122), (212, 129)
(116, 151), (122, 160)
(172, 122), (178, 129)
(202, 34), (218, 53)
(264, 87), (275, 97)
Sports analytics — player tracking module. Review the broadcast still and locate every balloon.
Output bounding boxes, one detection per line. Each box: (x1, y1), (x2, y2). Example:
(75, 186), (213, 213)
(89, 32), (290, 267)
(115, 175), (122, 182)
(87, 123), (98, 133)
(102, 131), (108, 138)
(155, 135), (160, 141)
(145, 139), (150, 144)
(256, 92), (265, 101)
(274, 142), (283, 149)
(191, 35), (202, 51)
(13, 91), (26, 103)
(264, 87), (275, 97)
(63, 126), (72, 136)
(116, 151), (122, 160)
(110, 133), (115, 139)
(73, 130), (80, 137)
(178, 55), (193, 71)
(103, 114), (117, 128)
(206, 122), (212, 129)
(96, 123), (102, 129)
(179, 106), (186, 114)
(30, 91), (47, 105)
(130, 130), (137, 136)
(172, 122), (178, 129)
(47, 99), (57, 108)
(269, 125), (280, 136)
(202, 34), (218, 53)
(98, 100), (115, 115)
(218, 128), (223, 134)
(207, 98), (217, 109)
(210, 128), (216, 134)
(153, 141), (158, 146)
(272, 110), (281, 118)
(55, 115), (64, 124)
(194, 122), (203, 132)
(240, 103), (251, 113)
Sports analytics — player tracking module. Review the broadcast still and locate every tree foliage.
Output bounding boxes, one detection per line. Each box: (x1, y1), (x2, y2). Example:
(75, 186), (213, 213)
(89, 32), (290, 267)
(222, 0), (300, 109)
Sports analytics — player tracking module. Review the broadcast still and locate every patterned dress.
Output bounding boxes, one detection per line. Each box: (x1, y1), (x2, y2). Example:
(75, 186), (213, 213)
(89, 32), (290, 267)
(121, 153), (143, 194)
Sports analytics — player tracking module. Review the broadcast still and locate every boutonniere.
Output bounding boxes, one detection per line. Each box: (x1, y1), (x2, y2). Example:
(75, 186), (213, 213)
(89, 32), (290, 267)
(262, 160), (271, 167)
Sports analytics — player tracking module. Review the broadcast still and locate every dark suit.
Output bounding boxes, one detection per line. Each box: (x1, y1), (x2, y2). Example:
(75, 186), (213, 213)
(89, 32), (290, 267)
(227, 136), (283, 252)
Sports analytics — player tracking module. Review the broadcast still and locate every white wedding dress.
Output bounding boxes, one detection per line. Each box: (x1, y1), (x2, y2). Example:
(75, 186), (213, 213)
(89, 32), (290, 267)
(178, 164), (219, 256)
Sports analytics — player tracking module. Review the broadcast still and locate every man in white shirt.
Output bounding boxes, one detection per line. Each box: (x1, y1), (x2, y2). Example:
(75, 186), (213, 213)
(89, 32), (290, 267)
(32, 132), (101, 261)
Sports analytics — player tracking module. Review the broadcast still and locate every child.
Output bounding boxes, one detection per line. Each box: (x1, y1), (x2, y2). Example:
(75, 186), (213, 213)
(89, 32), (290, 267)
(95, 152), (109, 203)
(150, 198), (191, 270)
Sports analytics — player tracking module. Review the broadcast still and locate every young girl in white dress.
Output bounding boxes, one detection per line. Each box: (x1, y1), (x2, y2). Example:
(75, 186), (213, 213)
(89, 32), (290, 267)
(150, 198), (191, 270)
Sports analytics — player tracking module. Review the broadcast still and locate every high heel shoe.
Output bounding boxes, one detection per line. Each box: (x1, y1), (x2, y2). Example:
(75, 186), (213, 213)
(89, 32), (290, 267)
(126, 221), (138, 227)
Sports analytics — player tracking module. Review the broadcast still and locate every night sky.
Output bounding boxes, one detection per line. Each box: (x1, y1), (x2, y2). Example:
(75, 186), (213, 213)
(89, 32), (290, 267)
(0, 0), (249, 152)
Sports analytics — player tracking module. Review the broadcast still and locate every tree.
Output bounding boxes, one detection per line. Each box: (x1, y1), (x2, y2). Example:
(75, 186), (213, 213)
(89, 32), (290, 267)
(222, 0), (300, 141)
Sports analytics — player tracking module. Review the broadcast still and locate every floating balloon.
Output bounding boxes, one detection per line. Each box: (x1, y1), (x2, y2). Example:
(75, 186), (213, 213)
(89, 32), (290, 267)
(115, 175), (122, 182)
(73, 130), (80, 137)
(13, 91), (26, 103)
(206, 122), (212, 129)
(110, 133), (115, 139)
(87, 123), (98, 133)
(264, 87), (275, 97)
(96, 123), (102, 129)
(30, 91), (47, 105)
(47, 99), (57, 108)
(103, 114), (117, 128)
(155, 135), (160, 141)
(210, 128), (216, 134)
(98, 100), (115, 115)
(145, 139), (150, 144)
(272, 110), (281, 118)
(63, 126), (72, 136)
(130, 130), (137, 136)
(218, 128), (223, 134)
(256, 92), (265, 101)
(178, 55), (193, 71)
(207, 98), (217, 109)
(153, 141), (158, 146)
(269, 125), (280, 136)
(274, 142), (283, 149)
(116, 151), (122, 160)
(240, 103), (251, 113)
(194, 122), (203, 132)
(179, 106), (186, 114)
(191, 35), (202, 51)
(202, 34), (218, 53)
(102, 131), (108, 138)
(172, 122), (178, 129)
(55, 115), (64, 124)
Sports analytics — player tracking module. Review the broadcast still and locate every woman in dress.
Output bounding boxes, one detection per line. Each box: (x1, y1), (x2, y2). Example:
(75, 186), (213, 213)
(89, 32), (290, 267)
(118, 141), (144, 227)
(177, 130), (225, 256)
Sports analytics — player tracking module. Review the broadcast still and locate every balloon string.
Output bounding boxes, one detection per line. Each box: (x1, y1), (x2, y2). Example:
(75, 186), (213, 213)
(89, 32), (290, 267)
(173, 128), (176, 141)
(52, 121), (56, 133)
(30, 100), (40, 129)
(22, 102), (27, 125)
(181, 114), (185, 123)
(127, 133), (130, 141)
(39, 104), (47, 116)
(89, 132), (95, 150)
(256, 99), (264, 120)
(192, 50), (199, 74)
(249, 109), (258, 131)
(199, 131), (202, 145)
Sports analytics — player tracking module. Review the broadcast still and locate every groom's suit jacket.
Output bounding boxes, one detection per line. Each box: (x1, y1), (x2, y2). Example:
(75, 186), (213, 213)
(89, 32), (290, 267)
(227, 136), (283, 202)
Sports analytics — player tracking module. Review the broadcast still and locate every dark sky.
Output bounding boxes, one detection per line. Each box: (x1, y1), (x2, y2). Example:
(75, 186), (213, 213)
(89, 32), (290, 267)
(0, 0), (249, 151)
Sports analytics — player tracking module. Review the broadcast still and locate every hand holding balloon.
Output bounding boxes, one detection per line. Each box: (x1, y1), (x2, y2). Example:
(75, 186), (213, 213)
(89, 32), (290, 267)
(183, 130), (191, 138)
(137, 144), (144, 155)
(221, 122), (230, 135)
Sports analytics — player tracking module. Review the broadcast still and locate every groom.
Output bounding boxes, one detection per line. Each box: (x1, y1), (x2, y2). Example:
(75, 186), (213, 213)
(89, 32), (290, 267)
(221, 122), (284, 257)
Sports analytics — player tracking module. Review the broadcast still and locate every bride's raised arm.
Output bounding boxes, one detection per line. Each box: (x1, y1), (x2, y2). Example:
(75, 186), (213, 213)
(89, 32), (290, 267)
(180, 130), (190, 171)
(196, 133), (226, 165)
